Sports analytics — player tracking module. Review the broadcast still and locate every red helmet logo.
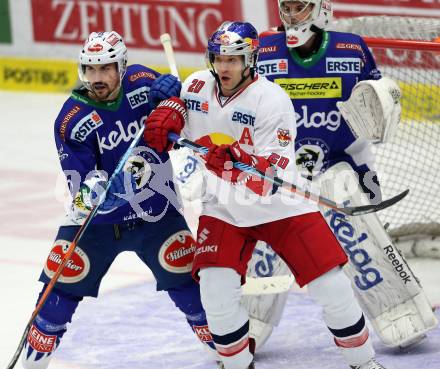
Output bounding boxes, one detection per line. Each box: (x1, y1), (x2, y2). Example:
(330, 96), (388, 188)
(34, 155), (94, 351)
(88, 43), (103, 52)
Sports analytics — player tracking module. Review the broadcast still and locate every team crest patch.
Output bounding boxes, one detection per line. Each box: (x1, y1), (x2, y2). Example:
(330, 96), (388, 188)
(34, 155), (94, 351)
(43, 240), (90, 283)
(296, 138), (330, 175)
(158, 231), (196, 273)
(277, 128), (291, 147)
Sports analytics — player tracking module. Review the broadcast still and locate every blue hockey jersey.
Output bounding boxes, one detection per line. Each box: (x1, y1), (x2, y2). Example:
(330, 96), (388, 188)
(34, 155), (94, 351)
(258, 30), (382, 176)
(54, 64), (179, 225)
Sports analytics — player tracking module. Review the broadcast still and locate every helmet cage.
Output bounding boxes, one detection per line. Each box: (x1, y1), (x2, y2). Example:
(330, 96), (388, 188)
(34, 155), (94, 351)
(278, 0), (333, 47)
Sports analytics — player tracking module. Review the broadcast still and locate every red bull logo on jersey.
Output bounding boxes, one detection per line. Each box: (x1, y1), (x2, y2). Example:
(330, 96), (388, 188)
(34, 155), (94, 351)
(43, 240), (90, 283)
(158, 231), (196, 273)
(70, 110), (103, 142)
(326, 58), (362, 74)
(257, 59), (288, 76)
(126, 86), (150, 109)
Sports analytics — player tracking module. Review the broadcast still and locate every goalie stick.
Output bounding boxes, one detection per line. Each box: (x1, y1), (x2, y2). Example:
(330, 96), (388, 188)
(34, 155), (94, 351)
(167, 133), (409, 216)
(6, 127), (145, 369)
(243, 275), (295, 295)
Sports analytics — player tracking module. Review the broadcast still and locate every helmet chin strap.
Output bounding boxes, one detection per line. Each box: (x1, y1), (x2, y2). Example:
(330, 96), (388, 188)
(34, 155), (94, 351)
(210, 65), (255, 96)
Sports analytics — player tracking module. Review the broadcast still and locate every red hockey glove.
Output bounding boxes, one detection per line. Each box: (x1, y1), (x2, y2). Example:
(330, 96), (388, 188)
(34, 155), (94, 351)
(194, 135), (232, 179)
(144, 97), (187, 152)
(197, 137), (276, 196)
(228, 142), (276, 196)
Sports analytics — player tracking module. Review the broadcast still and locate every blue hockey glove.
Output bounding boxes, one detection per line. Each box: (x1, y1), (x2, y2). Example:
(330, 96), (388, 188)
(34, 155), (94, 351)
(149, 74), (182, 110)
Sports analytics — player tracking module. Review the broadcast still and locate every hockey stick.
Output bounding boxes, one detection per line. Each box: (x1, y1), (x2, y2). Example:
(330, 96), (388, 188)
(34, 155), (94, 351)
(6, 127), (145, 369)
(160, 33), (180, 80)
(168, 133), (409, 216)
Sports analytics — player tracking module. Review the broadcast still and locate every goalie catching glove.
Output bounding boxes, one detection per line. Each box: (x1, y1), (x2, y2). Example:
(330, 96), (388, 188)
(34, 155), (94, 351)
(144, 97), (187, 152)
(336, 76), (401, 143)
(196, 135), (277, 196)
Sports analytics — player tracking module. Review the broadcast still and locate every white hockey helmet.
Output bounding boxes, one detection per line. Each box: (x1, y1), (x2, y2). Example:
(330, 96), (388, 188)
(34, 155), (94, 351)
(78, 31), (128, 90)
(278, 0), (333, 47)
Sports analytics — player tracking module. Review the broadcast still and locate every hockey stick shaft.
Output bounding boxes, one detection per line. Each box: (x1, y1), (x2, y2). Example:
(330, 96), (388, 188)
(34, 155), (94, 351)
(168, 133), (409, 216)
(160, 33), (180, 80)
(6, 127), (145, 369)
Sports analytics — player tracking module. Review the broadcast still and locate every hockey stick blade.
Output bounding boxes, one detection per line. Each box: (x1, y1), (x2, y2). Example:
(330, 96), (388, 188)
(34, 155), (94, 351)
(242, 275), (295, 295)
(168, 133), (408, 216)
(340, 189), (409, 216)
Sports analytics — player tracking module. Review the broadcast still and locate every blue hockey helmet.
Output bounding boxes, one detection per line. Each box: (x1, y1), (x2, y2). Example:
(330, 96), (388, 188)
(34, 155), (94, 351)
(206, 21), (260, 73)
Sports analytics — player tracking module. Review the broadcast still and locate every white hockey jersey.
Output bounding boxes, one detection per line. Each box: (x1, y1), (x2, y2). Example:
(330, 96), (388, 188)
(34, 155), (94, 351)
(181, 70), (318, 227)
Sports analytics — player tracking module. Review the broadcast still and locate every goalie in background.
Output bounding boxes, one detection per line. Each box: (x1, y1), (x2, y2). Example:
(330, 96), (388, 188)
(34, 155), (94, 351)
(20, 31), (217, 369)
(244, 0), (437, 358)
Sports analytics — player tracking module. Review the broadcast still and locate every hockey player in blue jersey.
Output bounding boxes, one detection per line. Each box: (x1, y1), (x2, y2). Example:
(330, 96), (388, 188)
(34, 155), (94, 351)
(21, 31), (215, 368)
(244, 2), (436, 368)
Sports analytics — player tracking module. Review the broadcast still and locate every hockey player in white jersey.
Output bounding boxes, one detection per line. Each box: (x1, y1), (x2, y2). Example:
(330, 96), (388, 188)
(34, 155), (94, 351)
(243, 0), (437, 355)
(144, 21), (389, 369)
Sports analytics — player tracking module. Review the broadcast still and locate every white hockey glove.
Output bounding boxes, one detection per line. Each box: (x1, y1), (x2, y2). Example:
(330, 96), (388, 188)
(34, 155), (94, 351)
(337, 77), (401, 143)
(71, 170), (136, 223)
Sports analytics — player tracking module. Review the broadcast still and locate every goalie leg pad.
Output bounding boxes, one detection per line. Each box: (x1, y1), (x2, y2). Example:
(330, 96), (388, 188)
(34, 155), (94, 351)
(242, 241), (291, 350)
(319, 162), (438, 347)
(22, 286), (82, 369)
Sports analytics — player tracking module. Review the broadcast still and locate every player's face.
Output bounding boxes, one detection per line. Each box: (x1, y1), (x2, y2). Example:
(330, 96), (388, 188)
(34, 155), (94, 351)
(84, 63), (120, 101)
(213, 55), (250, 95)
(279, 1), (315, 26)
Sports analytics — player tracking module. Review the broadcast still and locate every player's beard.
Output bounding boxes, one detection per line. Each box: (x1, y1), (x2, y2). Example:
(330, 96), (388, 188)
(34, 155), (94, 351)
(90, 82), (120, 102)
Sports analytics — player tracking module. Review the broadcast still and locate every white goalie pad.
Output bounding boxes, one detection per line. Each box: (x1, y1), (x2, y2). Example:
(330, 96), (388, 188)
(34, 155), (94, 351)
(242, 242), (292, 351)
(319, 162), (438, 348)
(336, 77), (401, 143)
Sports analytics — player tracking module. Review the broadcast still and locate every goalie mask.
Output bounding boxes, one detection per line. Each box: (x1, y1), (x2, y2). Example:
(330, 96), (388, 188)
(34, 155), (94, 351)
(78, 31), (128, 93)
(206, 21), (259, 90)
(278, 0), (333, 47)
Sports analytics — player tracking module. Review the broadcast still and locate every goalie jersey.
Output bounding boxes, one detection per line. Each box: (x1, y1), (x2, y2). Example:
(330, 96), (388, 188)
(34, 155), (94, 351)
(54, 64), (179, 225)
(258, 30), (382, 177)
